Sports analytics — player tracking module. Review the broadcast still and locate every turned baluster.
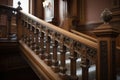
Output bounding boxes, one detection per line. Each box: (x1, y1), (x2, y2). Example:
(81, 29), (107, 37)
(29, 26), (34, 49)
(59, 44), (68, 79)
(38, 32), (45, 59)
(69, 52), (78, 80)
(35, 29), (41, 55)
(31, 26), (36, 50)
(34, 28), (40, 54)
(69, 42), (78, 80)
(21, 20), (26, 41)
(51, 40), (59, 72)
(44, 35), (52, 66)
(26, 23), (31, 45)
(23, 21), (28, 43)
(25, 21), (30, 43)
(80, 48), (90, 80)
(32, 26), (37, 51)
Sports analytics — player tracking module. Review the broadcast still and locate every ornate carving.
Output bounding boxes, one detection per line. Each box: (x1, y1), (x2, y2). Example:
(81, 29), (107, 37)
(100, 41), (108, 80)
(101, 8), (112, 24)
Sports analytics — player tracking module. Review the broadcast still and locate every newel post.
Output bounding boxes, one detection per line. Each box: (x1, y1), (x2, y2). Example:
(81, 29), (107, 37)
(93, 8), (119, 80)
(16, 1), (22, 40)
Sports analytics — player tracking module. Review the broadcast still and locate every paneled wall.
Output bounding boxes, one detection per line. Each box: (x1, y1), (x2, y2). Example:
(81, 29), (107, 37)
(0, 0), (12, 5)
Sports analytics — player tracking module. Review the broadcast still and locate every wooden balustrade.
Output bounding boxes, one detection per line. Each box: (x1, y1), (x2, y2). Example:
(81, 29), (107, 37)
(1, 4), (119, 80)
(17, 9), (98, 80)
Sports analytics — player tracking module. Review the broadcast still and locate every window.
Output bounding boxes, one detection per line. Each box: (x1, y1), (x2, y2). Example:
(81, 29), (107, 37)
(13, 0), (29, 13)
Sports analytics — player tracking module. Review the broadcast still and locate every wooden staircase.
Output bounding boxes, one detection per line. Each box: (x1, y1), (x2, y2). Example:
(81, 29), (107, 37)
(0, 4), (120, 80)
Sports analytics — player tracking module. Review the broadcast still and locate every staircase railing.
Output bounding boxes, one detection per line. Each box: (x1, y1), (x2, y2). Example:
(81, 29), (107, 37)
(0, 4), (119, 80)
(17, 9), (97, 80)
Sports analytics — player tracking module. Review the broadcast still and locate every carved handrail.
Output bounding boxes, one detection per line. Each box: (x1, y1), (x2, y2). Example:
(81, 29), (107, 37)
(71, 29), (97, 43)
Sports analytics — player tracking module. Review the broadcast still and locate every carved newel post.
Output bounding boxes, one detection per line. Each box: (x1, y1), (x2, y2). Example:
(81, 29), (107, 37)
(16, 1), (22, 40)
(93, 8), (119, 80)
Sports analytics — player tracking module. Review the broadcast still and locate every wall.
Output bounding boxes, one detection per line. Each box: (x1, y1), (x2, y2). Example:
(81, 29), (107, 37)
(0, 0), (12, 5)
(85, 0), (112, 24)
(0, 0), (8, 5)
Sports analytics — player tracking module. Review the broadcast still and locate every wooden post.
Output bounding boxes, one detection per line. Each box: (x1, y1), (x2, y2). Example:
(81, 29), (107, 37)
(93, 8), (119, 80)
(16, 1), (22, 40)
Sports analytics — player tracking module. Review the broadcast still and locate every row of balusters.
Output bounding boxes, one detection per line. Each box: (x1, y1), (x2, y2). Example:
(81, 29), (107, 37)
(20, 18), (92, 80)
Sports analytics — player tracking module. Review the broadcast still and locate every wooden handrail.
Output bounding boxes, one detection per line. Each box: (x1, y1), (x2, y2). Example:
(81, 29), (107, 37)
(71, 29), (97, 43)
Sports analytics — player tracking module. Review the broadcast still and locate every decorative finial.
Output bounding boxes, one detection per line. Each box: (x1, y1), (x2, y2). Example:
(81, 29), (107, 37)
(18, 1), (21, 6)
(17, 1), (22, 10)
(101, 8), (112, 24)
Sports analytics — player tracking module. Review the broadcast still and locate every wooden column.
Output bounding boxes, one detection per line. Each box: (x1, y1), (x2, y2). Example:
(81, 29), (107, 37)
(93, 9), (119, 80)
(52, 0), (60, 26)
